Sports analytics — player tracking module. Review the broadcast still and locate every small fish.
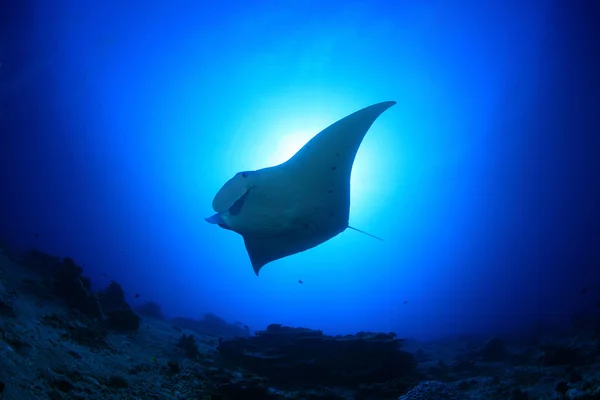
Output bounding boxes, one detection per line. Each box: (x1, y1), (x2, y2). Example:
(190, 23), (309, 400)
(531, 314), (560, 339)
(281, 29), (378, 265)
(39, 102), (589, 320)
(596, 301), (600, 308)
(404, 300), (408, 305)
(150, 356), (156, 363)
(134, 294), (140, 298)
(580, 287), (587, 295)
(298, 280), (303, 284)
(243, 325), (249, 329)
(34, 233), (39, 238)
(102, 273), (107, 277)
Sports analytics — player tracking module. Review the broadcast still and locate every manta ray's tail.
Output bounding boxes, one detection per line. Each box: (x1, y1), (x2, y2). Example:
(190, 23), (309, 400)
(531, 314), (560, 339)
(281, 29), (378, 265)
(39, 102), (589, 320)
(347, 226), (383, 241)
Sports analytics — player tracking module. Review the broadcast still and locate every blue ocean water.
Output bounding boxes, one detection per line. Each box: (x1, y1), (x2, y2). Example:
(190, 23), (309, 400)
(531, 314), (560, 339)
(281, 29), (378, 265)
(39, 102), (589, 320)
(1, 0), (599, 342)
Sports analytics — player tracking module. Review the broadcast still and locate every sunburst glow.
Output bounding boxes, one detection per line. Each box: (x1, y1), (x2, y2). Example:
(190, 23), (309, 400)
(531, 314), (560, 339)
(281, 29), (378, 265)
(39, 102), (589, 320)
(268, 132), (310, 165)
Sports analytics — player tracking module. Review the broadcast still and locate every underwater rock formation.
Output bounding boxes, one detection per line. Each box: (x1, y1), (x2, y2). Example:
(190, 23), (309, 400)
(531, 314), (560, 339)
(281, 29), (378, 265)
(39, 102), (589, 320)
(97, 281), (140, 331)
(175, 334), (200, 359)
(171, 313), (249, 338)
(21, 248), (61, 274)
(22, 251), (102, 317)
(20, 250), (139, 331)
(480, 336), (510, 362)
(56, 257), (102, 318)
(135, 301), (165, 320)
(5, 246), (600, 399)
(216, 324), (417, 389)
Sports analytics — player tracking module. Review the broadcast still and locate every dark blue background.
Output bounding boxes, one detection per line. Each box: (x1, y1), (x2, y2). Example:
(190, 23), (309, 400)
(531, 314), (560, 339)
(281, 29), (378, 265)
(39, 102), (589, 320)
(1, 0), (599, 339)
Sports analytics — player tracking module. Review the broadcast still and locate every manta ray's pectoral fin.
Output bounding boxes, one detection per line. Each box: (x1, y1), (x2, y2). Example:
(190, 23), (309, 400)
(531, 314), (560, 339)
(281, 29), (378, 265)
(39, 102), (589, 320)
(244, 235), (287, 276)
(243, 233), (319, 276)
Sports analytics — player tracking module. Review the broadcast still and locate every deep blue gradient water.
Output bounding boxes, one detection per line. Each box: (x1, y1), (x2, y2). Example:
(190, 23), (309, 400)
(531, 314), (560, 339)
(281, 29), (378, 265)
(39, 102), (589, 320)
(1, 0), (599, 340)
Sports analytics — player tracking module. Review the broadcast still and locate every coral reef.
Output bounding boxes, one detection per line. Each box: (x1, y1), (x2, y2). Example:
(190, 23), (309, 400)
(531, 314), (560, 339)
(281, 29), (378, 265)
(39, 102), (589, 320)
(1, 246), (600, 399)
(97, 281), (140, 331)
(176, 334), (201, 359)
(135, 301), (165, 320)
(480, 336), (509, 362)
(217, 324), (417, 391)
(172, 313), (249, 338)
(19, 250), (140, 332)
(23, 251), (101, 317)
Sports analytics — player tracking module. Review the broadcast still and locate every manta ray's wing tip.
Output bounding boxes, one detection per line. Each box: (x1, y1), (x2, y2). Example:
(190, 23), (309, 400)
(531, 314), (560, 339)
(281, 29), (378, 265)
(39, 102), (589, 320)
(372, 100), (397, 113)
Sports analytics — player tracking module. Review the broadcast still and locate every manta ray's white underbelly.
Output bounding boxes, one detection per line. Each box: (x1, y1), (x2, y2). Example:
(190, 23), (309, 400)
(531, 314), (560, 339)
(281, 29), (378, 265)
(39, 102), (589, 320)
(230, 188), (347, 239)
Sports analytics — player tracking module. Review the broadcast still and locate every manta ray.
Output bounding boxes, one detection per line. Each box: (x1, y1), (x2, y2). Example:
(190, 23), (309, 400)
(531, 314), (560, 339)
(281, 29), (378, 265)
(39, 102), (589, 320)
(206, 101), (396, 275)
